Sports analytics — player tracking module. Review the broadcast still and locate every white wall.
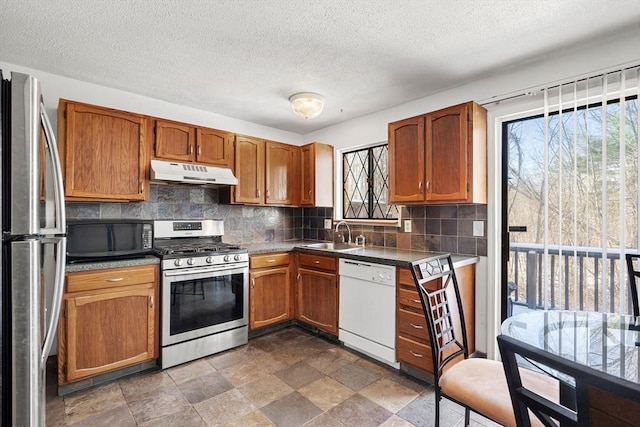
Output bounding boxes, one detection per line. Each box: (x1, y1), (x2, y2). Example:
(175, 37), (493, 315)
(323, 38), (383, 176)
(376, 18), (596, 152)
(0, 61), (304, 146)
(304, 26), (640, 149)
(303, 26), (640, 357)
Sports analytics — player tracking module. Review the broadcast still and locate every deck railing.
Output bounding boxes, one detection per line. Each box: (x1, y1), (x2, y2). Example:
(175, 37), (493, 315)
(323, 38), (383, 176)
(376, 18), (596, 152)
(508, 243), (634, 315)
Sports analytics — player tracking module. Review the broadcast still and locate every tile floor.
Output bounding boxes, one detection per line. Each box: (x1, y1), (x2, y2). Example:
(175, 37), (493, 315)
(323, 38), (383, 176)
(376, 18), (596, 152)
(46, 327), (501, 427)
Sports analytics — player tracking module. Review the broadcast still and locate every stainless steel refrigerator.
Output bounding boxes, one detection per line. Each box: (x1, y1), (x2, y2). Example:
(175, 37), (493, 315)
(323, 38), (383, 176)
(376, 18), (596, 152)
(1, 71), (66, 426)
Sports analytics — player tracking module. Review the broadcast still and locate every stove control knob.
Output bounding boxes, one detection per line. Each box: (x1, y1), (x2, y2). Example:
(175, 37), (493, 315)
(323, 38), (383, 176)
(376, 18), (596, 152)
(174, 259), (183, 267)
(187, 258), (195, 266)
(223, 255), (231, 262)
(206, 256), (214, 264)
(234, 254), (241, 261)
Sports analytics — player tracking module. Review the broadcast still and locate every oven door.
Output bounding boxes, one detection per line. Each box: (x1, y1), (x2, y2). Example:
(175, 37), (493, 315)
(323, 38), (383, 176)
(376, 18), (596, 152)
(161, 263), (249, 346)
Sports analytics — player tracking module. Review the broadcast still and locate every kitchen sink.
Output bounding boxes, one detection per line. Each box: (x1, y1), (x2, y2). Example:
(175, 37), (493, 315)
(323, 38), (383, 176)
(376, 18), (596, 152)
(300, 242), (363, 252)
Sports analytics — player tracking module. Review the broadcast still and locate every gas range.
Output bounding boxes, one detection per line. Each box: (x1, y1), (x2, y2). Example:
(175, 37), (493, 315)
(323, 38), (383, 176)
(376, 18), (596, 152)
(153, 219), (248, 270)
(155, 219), (249, 369)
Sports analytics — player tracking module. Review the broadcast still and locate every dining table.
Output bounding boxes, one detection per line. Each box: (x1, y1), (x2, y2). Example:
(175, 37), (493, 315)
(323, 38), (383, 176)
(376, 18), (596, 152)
(501, 310), (640, 386)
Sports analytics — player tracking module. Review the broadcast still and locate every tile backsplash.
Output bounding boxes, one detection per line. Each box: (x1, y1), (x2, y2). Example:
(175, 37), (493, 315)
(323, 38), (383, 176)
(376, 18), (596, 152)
(65, 184), (486, 256)
(65, 184), (303, 244)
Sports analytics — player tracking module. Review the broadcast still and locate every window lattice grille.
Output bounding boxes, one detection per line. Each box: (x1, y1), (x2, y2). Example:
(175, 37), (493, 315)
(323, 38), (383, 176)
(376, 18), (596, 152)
(343, 145), (398, 219)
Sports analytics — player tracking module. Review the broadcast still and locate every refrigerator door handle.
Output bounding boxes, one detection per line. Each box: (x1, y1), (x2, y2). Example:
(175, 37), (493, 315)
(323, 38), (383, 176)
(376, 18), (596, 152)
(39, 101), (66, 235)
(40, 236), (67, 368)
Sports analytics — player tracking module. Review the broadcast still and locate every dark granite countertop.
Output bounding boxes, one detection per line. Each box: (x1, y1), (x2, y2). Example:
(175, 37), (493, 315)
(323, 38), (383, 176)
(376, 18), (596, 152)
(66, 255), (161, 272)
(241, 240), (478, 269)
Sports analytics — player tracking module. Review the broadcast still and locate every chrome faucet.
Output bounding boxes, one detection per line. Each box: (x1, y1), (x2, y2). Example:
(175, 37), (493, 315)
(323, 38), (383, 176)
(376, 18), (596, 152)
(334, 221), (352, 244)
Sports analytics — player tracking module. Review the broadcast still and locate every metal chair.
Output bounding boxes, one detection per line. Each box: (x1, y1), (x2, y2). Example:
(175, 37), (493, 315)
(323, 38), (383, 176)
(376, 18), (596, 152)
(411, 255), (536, 427)
(410, 254), (556, 427)
(497, 333), (640, 427)
(625, 253), (640, 316)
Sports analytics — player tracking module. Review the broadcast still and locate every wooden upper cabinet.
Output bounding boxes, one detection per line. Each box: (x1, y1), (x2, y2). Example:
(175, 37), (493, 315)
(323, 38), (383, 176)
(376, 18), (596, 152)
(234, 135), (265, 204)
(388, 116), (425, 203)
(426, 102), (486, 203)
(388, 101), (487, 204)
(265, 141), (295, 205)
(300, 142), (334, 207)
(58, 100), (148, 201)
(154, 120), (233, 168)
(154, 119), (196, 162)
(196, 127), (234, 167)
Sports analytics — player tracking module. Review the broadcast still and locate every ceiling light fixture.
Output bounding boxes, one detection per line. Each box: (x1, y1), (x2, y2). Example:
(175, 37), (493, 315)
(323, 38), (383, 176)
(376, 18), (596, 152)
(289, 92), (325, 120)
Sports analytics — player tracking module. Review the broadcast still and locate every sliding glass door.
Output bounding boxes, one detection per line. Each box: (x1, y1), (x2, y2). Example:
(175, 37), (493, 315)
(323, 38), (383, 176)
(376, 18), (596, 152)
(502, 68), (639, 319)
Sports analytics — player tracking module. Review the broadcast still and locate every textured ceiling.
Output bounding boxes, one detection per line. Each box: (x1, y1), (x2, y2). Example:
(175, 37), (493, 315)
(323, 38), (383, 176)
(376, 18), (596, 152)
(1, 0), (639, 134)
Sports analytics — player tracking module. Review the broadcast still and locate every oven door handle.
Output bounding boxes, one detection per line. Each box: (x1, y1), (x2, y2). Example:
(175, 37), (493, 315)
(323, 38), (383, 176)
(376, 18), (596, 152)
(163, 264), (248, 277)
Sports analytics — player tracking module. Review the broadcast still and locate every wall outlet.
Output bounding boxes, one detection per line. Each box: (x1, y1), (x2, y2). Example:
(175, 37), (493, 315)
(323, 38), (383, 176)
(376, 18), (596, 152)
(404, 219), (412, 233)
(324, 219), (332, 229)
(473, 221), (484, 237)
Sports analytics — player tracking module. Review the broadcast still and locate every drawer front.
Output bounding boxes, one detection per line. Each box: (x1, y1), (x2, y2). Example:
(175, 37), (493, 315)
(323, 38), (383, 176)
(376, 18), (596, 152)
(298, 253), (336, 271)
(397, 288), (423, 311)
(397, 267), (441, 290)
(397, 335), (433, 374)
(66, 264), (157, 293)
(250, 253), (290, 269)
(397, 308), (429, 344)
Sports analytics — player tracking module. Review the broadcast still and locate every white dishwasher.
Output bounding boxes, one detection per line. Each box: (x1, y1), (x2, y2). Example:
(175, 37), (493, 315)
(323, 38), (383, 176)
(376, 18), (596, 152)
(339, 259), (399, 368)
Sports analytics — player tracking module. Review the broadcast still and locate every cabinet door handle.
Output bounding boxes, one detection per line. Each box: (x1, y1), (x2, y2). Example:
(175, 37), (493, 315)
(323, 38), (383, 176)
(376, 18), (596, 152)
(149, 295), (154, 308)
(198, 145), (201, 156)
(410, 323), (423, 329)
(106, 277), (124, 282)
(267, 259), (276, 263)
(188, 145), (193, 155)
(266, 190), (270, 199)
(409, 350), (423, 358)
(411, 298), (421, 304)
(426, 181), (430, 192)
(297, 273), (301, 281)
(251, 278), (256, 288)
(418, 181), (422, 191)
(313, 260), (320, 264)
(256, 188), (261, 198)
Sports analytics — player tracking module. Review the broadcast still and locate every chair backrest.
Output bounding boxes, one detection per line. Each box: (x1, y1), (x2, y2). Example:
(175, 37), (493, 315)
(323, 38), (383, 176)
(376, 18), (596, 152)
(625, 253), (640, 317)
(497, 334), (640, 427)
(410, 254), (468, 382)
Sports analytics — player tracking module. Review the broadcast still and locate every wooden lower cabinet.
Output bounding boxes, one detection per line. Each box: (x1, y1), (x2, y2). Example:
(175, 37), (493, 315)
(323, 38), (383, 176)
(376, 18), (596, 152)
(249, 253), (292, 330)
(396, 264), (475, 374)
(58, 264), (159, 384)
(296, 253), (338, 335)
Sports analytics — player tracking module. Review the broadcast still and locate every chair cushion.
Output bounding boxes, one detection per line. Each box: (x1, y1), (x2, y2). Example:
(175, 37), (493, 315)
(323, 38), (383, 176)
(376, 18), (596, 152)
(439, 358), (558, 427)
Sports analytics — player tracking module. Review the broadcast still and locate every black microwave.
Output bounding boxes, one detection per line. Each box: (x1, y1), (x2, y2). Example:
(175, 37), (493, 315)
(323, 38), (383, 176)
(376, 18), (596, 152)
(66, 219), (154, 263)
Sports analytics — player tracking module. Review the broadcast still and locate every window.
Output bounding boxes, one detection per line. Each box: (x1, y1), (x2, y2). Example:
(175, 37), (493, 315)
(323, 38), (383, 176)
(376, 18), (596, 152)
(342, 144), (399, 220)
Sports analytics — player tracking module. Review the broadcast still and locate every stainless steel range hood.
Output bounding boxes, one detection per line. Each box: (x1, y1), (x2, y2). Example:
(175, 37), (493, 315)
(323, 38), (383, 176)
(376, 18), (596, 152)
(150, 159), (238, 186)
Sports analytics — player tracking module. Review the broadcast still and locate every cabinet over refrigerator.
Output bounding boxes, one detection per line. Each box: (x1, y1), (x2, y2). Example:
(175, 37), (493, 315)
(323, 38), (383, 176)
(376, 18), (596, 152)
(0, 71), (67, 425)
